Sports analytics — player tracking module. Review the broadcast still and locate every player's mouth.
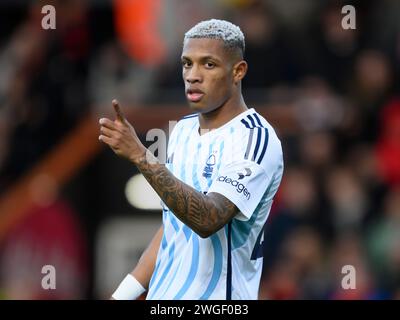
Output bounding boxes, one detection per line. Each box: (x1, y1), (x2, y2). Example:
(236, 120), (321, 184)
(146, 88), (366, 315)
(186, 88), (204, 103)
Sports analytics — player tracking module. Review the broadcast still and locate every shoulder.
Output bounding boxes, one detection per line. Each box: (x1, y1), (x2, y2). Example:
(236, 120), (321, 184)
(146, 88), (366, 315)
(231, 110), (283, 170)
(176, 113), (199, 129)
(167, 113), (198, 152)
(170, 113), (198, 135)
(177, 113), (199, 129)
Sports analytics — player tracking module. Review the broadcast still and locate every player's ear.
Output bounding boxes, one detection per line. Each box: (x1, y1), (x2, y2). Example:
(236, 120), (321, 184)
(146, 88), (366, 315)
(233, 60), (247, 84)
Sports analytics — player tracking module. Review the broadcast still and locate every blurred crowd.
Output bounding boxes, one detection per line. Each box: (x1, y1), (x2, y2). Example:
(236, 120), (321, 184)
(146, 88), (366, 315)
(0, 0), (399, 299)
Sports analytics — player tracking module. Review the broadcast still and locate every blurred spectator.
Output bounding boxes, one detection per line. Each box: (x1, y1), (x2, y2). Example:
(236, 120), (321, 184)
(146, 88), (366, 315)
(0, 1), (91, 190)
(88, 41), (158, 112)
(292, 77), (345, 133)
(375, 98), (400, 187)
(366, 187), (400, 296)
(261, 226), (329, 299)
(263, 167), (326, 266)
(307, 1), (360, 93)
(328, 232), (388, 299)
(299, 132), (336, 171)
(235, 1), (298, 88)
(347, 50), (393, 142)
(324, 166), (368, 234)
(344, 144), (387, 224)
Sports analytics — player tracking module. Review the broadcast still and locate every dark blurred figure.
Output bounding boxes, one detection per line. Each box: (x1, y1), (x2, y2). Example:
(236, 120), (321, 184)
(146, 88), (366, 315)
(324, 165), (368, 235)
(347, 50), (393, 143)
(260, 226), (329, 299)
(375, 98), (400, 187)
(307, 1), (361, 93)
(236, 1), (298, 91)
(328, 232), (388, 300)
(0, 0), (91, 191)
(366, 187), (400, 297)
(263, 166), (328, 268)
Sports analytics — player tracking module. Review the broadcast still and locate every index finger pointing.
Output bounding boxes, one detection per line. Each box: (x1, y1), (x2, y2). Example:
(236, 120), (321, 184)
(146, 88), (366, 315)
(112, 99), (126, 122)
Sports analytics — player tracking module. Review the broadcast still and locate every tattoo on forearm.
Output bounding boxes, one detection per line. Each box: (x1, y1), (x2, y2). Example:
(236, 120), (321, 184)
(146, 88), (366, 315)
(136, 152), (237, 237)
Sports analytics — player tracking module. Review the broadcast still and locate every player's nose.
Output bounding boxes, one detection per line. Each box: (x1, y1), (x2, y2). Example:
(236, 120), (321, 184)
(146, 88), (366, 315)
(185, 65), (202, 83)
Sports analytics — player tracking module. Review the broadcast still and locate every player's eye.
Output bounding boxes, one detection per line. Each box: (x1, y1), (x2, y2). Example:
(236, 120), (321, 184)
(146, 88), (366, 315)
(182, 60), (192, 68)
(205, 62), (215, 69)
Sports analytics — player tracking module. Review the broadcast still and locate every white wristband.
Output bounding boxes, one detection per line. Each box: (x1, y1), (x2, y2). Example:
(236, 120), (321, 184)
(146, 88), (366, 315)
(112, 274), (146, 300)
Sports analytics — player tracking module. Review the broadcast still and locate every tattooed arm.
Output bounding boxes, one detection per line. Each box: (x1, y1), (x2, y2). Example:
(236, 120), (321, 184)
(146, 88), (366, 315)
(136, 152), (237, 238)
(99, 100), (238, 238)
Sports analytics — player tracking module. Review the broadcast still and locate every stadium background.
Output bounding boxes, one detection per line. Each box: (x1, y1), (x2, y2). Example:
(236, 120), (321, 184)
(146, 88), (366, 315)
(0, 0), (399, 299)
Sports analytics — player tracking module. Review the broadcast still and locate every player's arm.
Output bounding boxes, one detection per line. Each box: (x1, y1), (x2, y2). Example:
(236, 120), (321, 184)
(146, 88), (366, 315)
(130, 224), (163, 288)
(111, 225), (163, 300)
(99, 100), (238, 238)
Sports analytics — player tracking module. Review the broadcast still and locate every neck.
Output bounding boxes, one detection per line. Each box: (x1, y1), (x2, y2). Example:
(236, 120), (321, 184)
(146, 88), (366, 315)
(198, 93), (248, 132)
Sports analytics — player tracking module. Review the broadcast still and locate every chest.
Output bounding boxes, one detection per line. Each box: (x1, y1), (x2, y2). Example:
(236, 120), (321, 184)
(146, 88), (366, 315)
(167, 133), (226, 191)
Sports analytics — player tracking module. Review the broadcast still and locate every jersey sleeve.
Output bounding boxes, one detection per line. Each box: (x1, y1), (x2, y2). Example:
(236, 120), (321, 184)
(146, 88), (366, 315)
(207, 160), (271, 221)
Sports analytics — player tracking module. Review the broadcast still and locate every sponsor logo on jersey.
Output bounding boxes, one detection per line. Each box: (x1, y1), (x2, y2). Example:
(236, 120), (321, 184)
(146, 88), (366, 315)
(216, 175), (251, 200)
(237, 168), (252, 180)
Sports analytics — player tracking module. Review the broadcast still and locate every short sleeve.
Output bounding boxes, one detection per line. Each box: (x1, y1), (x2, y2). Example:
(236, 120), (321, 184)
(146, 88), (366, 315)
(207, 160), (271, 221)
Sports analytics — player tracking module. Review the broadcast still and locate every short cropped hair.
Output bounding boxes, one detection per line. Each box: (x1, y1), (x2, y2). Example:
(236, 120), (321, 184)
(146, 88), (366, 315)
(184, 19), (245, 57)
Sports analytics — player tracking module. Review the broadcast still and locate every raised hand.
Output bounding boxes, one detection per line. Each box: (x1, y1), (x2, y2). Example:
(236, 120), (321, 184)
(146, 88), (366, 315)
(99, 99), (146, 163)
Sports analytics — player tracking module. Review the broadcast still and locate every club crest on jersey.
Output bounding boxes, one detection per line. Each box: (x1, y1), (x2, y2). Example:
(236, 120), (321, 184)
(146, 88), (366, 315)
(202, 154), (216, 178)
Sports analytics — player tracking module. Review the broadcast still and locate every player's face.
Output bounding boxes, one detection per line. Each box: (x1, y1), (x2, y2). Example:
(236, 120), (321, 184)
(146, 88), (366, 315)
(181, 38), (236, 113)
